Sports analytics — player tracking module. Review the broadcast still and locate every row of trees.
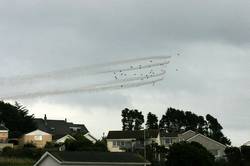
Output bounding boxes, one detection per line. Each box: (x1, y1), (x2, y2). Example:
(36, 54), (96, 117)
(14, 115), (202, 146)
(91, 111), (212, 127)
(0, 101), (36, 138)
(121, 107), (231, 145)
(224, 146), (250, 166)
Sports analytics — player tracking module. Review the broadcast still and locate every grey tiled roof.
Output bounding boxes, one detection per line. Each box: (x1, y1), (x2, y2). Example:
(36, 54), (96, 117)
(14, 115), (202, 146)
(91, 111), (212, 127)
(107, 130), (159, 139)
(50, 151), (149, 163)
(34, 118), (88, 139)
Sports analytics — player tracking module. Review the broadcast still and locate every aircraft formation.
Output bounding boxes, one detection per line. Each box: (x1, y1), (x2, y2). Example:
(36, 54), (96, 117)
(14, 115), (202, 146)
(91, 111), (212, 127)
(0, 54), (180, 100)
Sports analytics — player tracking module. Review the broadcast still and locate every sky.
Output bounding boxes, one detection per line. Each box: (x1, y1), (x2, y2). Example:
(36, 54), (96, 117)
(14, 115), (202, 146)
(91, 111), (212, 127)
(0, 0), (250, 146)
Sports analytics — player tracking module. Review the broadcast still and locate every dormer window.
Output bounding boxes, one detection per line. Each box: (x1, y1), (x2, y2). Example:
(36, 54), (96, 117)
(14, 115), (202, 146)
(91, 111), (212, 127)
(50, 127), (55, 132)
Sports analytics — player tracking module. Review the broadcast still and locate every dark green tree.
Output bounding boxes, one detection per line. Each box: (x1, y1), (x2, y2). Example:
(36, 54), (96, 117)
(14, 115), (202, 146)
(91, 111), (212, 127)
(159, 108), (230, 146)
(166, 142), (215, 166)
(0, 101), (36, 138)
(241, 145), (250, 165)
(159, 107), (185, 132)
(65, 133), (107, 151)
(146, 112), (158, 129)
(121, 108), (144, 131)
(224, 147), (242, 166)
(206, 114), (231, 145)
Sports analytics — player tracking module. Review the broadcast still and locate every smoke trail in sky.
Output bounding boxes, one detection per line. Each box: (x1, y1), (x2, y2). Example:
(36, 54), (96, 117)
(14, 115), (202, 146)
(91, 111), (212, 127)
(1, 77), (164, 100)
(0, 56), (170, 85)
(0, 56), (171, 100)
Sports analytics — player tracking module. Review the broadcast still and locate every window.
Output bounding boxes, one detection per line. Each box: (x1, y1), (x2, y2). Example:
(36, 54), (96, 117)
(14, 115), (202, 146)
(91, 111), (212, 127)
(34, 135), (42, 141)
(165, 138), (172, 144)
(113, 141), (117, 147)
(113, 140), (126, 147)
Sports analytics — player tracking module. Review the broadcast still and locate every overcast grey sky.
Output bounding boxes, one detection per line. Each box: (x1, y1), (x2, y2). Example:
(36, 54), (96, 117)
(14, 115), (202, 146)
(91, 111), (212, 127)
(0, 0), (250, 146)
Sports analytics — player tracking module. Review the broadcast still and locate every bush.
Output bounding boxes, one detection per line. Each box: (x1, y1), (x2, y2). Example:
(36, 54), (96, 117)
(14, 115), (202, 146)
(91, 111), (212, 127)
(224, 147), (241, 166)
(1, 147), (14, 156)
(1, 147), (44, 160)
(166, 141), (215, 166)
(23, 143), (36, 148)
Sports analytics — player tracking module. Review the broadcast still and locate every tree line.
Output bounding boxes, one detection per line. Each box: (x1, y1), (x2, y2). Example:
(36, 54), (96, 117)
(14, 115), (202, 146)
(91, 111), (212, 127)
(121, 107), (231, 145)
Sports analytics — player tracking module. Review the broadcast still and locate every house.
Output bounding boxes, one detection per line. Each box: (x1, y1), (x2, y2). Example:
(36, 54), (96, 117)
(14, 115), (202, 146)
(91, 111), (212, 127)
(34, 115), (96, 144)
(0, 123), (9, 143)
(107, 129), (226, 158)
(55, 134), (75, 144)
(161, 130), (226, 158)
(0, 123), (13, 151)
(243, 141), (250, 146)
(34, 151), (150, 166)
(19, 129), (52, 148)
(106, 130), (160, 152)
(186, 132), (226, 158)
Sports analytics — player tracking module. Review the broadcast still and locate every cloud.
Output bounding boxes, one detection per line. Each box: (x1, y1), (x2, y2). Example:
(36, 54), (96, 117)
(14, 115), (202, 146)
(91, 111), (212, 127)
(0, 0), (249, 145)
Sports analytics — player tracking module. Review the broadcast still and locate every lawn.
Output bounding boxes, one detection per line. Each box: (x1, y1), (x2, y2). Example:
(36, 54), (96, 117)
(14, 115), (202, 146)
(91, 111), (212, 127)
(0, 157), (35, 166)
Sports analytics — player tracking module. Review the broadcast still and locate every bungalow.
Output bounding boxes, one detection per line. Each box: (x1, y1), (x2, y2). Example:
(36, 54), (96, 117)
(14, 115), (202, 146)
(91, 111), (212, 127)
(0, 123), (8, 143)
(0, 123), (13, 151)
(161, 130), (226, 158)
(107, 129), (226, 158)
(34, 151), (150, 166)
(34, 115), (97, 144)
(19, 129), (52, 148)
(106, 130), (160, 152)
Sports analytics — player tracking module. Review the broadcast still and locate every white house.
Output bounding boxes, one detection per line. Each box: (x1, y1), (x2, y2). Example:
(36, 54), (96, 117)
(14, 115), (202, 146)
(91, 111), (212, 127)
(107, 129), (226, 158)
(19, 129), (52, 148)
(106, 130), (160, 152)
(34, 151), (150, 166)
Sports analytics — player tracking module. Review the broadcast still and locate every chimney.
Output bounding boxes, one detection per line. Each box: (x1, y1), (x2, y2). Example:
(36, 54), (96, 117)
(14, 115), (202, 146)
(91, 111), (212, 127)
(0, 121), (5, 127)
(65, 118), (67, 122)
(44, 114), (47, 126)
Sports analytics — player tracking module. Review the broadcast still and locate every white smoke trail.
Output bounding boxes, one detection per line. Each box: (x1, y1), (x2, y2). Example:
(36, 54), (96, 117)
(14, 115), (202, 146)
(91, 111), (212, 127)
(0, 56), (170, 100)
(0, 56), (171, 86)
(0, 77), (164, 100)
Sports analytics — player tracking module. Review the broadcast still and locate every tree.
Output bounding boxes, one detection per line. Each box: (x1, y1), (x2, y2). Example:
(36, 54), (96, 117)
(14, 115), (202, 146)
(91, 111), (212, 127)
(166, 142), (215, 166)
(159, 108), (230, 146)
(224, 147), (242, 166)
(0, 101), (36, 138)
(159, 107), (185, 132)
(146, 112), (158, 129)
(65, 133), (107, 151)
(241, 145), (250, 163)
(206, 114), (231, 145)
(121, 108), (144, 131)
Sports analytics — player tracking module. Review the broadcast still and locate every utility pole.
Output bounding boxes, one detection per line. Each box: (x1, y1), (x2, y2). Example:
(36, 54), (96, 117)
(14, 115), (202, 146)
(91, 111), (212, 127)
(144, 126), (146, 165)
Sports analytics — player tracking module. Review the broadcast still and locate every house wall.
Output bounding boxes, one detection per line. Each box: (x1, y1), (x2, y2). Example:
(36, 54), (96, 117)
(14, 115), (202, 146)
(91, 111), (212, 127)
(107, 139), (132, 152)
(107, 137), (160, 152)
(0, 143), (13, 151)
(160, 137), (179, 147)
(21, 134), (52, 148)
(187, 135), (226, 157)
(0, 131), (8, 143)
(56, 135), (74, 144)
(36, 156), (60, 166)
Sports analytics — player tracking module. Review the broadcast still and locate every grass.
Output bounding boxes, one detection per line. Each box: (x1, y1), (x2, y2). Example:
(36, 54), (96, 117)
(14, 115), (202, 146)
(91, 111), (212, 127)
(0, 157), (35, 166)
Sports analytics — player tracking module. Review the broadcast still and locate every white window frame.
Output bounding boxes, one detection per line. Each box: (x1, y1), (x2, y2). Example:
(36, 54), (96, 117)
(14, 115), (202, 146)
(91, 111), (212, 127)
(34, 135), (43, 141)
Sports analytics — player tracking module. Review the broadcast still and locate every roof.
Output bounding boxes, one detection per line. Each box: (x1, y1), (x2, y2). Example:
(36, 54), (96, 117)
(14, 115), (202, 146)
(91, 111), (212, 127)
(107, 130), (159, 139)
(34, 118), (88, 139)
(244, 141), (250, 146)
(0, 125), (8, 131)
(187, 133), (226, 148)
(53, 151), (149, 163)
(25, 129), (51, 136)
(34, 151), (150, 166)
(160, 132), (179, 137)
